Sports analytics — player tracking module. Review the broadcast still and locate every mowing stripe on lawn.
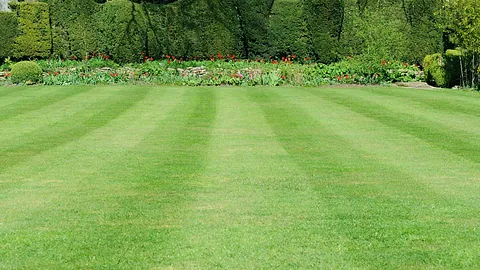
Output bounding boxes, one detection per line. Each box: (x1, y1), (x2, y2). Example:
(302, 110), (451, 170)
(0, 85), (40, 99)
(0, 86), (478, 269)
(168, 88), (342, 269)
(0, 86), (149, 177)
(294, 88), (480, 198)
(0, 87), (218, 269)
(367, 87), (480, 117)
(0, 86), (122, 145)
(0, 86), (57, 109)
(0, 87), (192, 268)
(307, 88), (480, 165)
(0, 86), (94, 122)
(250, 88), (479, 269)
(353, 87), (480, 135)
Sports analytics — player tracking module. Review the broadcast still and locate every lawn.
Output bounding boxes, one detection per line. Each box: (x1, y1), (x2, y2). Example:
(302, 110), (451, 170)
(0, 85), (479, 269)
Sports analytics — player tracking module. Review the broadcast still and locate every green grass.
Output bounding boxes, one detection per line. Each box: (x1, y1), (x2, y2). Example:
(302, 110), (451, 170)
(0, 85), (479, 269)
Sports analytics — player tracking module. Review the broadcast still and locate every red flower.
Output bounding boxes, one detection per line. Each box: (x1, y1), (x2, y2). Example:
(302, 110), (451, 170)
(381, 60), (387, 66)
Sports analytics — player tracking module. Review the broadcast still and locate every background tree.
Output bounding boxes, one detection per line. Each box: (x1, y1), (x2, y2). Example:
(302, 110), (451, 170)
(438, 0), (480, 87)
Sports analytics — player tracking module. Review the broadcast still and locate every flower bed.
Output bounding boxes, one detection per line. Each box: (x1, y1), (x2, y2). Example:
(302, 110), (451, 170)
(1, 55), (423, 86)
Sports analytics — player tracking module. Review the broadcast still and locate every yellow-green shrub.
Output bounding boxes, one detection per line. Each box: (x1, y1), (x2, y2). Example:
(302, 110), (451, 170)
(424, 53), (447, 87)
(12, 2), (51, 59)
(424, 50), (462, 88)
(10, 61), (43, 84)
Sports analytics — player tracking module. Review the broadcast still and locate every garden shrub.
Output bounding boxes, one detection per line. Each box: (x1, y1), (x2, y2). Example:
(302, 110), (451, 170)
(188, 0), (238, 58)
(47, 0), (99, 59)
(444, 49), (462, 87)
(268, 0), (308, 59)
(424, 50), (463, 88)
(0, 12), (17, 61)
(10, 61), (43, 84)
(424, 53), (448, 87)
(11, 2), (51, 59)
(96, 0), (146, 63)
(303, 0), (344, 63)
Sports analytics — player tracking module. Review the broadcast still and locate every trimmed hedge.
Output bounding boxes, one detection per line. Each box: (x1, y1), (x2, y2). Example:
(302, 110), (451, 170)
(268, 0), (308, 58)
(12, 2), (51, 59)
(10, 61), (43, 84)
(142, 0), (239, 60)
(424, 50), (462, 88)
(424, 53), (446, 87)
(303, 0), (344, 63)
(0, 12), (17, 61)
(1, 0), (445, 65)
(47, 0), (99, 58)
(96, 0), (146, 63)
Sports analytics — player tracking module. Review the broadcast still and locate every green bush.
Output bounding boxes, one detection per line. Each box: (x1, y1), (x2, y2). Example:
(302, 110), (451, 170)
(444, 49), (462, 87)
(96, 0), (146, 63)
(424, 50), (463, 88)
(303, 0), (344, 63)
(12, 2), (51, 59)
(0, 12), (17, 61)
(143, 0), (239, 59)
(424, 53), (447, 87)
(46, 0), (99, 59)
(10, 61), (43, 84)
(268, 0), (308, 59)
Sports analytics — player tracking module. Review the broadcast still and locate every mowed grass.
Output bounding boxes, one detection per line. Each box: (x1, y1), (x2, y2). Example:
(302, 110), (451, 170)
(0, 85), (479, 269)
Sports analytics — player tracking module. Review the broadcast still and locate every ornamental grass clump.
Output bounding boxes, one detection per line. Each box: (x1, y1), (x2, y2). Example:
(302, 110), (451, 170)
(10, 61), (43, 84)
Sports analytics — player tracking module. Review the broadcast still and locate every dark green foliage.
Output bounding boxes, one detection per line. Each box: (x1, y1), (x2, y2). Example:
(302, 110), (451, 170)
(402, 0), (443, 63)
(267, 0), (308, 58)
(339, 0), (442, 63)
(12, 2), (51, 59)
(142, 0), (239, 59)
(1, 0), (446, 65)
(46, 0), (99, 58)
(230, 0), (273, 58)
(444, 49), (462, 87)
(10, 60), (43, 84)
(424, 50), (463, 88)
(303, 0), (344, 63)
(96, 0), (146, 63)
(423, 51), (462, 88)
(0, 12), (17, 60)
(424, 53), (447, 87)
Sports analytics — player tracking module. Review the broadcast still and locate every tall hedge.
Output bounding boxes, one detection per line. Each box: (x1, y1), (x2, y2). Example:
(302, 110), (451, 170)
(303, 0), (344, 63)
(1, 0), (446, 64)
(12, 2), (51, 59)
(267, 0), (308, 58)
(142, 0), (239, 59)
(96, 0), (146, 63)
(0, 12), (17, 60)
(46, 0), (99, 59)
(403, 0), (443, 63)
